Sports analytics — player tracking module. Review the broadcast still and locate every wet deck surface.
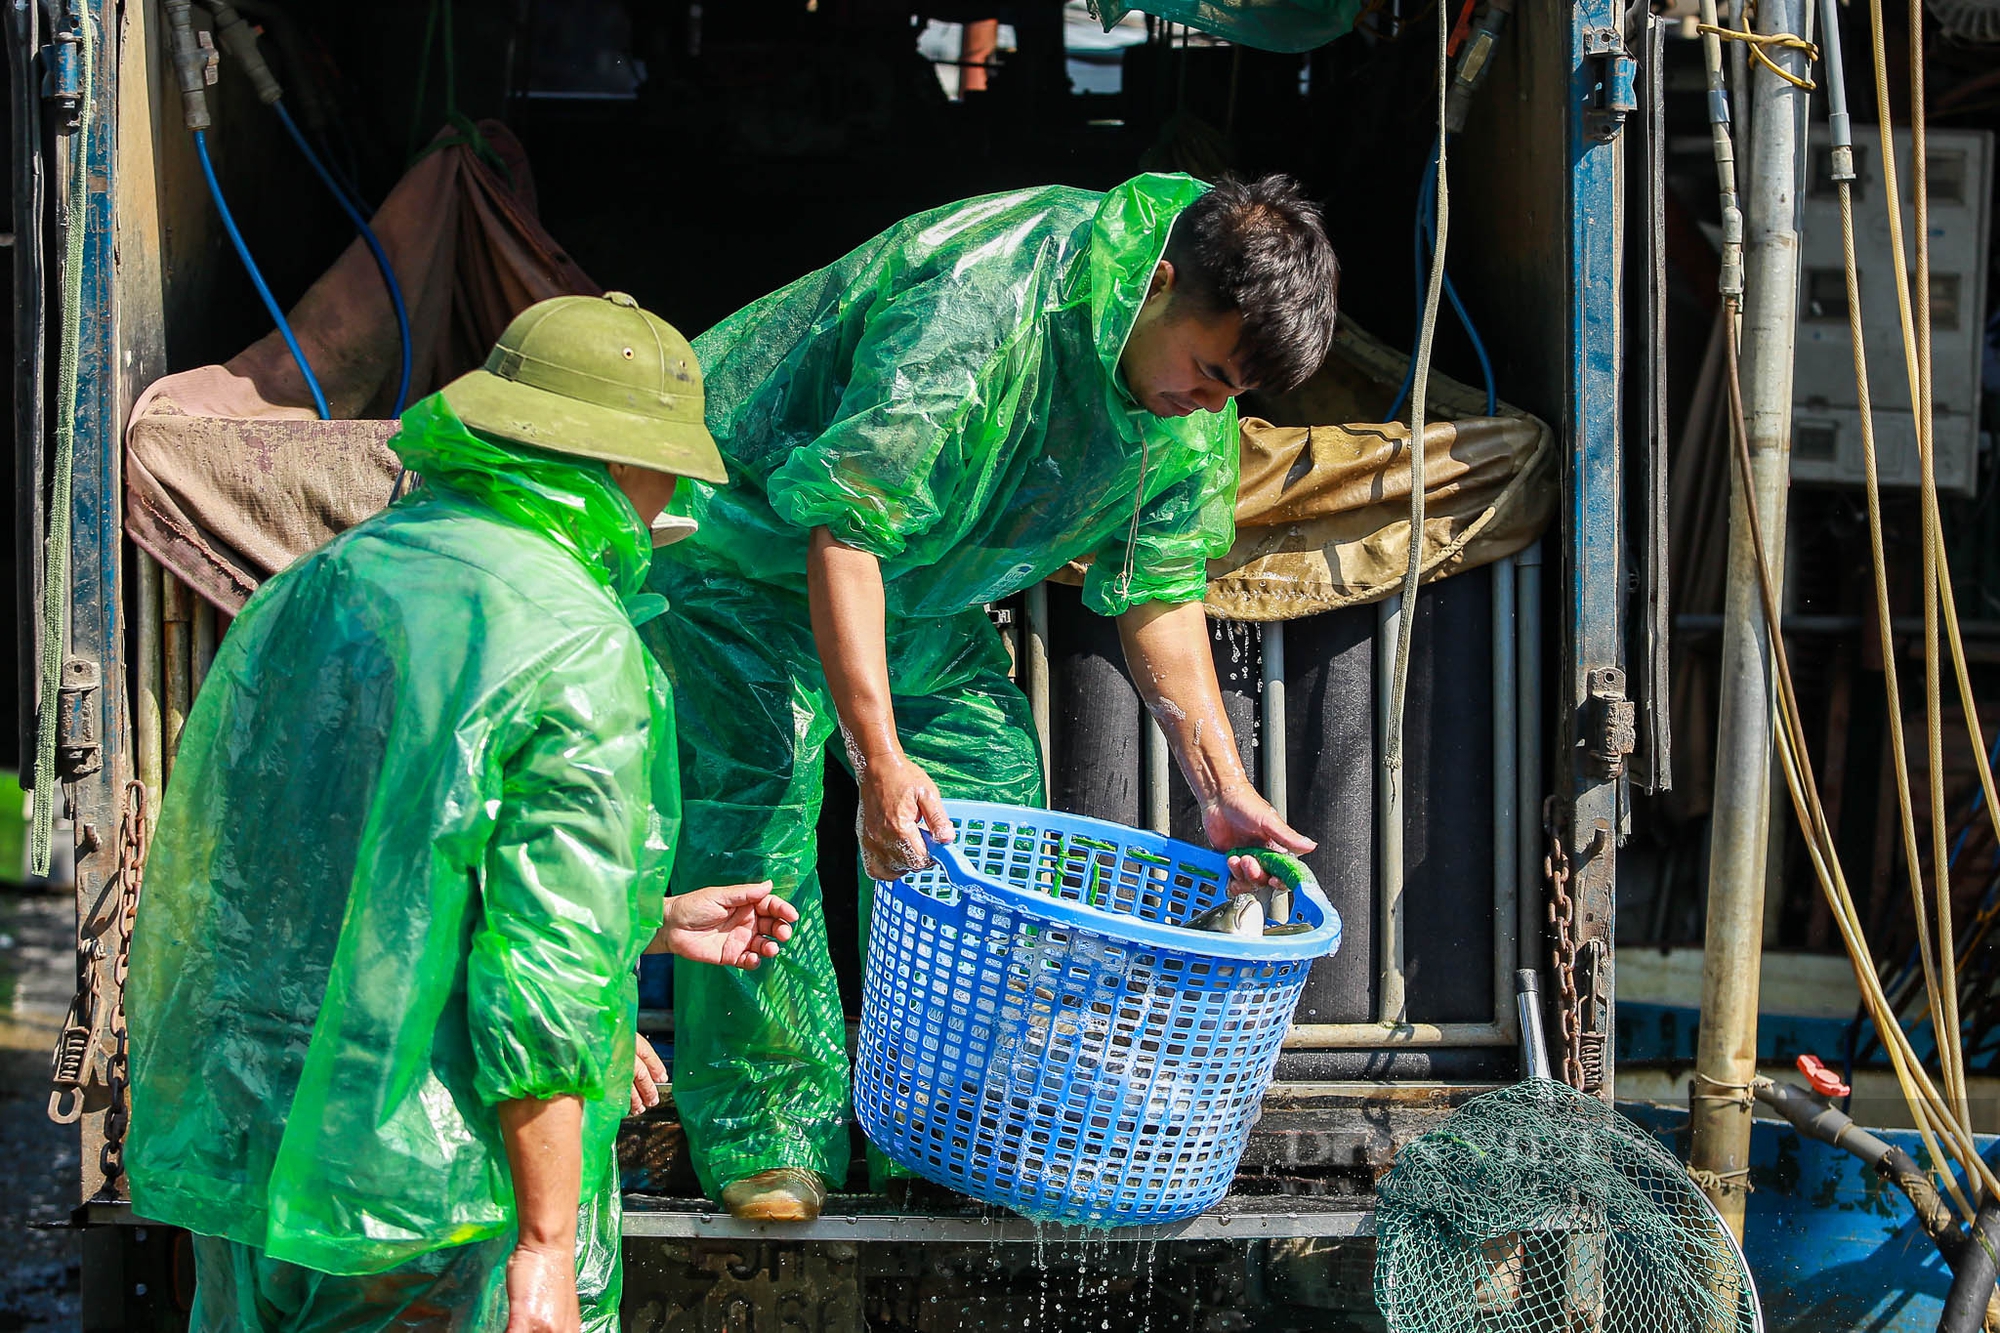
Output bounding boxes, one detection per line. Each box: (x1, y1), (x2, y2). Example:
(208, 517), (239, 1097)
(0, 889), (82, 1333)
(621, 1194), (1376, 1242)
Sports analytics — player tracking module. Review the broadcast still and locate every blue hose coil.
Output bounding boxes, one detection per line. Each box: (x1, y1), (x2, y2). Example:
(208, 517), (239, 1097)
(194, 128), (330, 420)
(274, 99), (412, 415)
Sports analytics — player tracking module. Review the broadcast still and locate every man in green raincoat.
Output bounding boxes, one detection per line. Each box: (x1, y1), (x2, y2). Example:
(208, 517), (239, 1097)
(646, 173), (1342, 1219)
(127, 292), (799, 1333)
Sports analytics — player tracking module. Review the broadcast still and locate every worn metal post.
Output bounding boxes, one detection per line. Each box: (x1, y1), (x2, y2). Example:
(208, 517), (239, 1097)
(1024, 582), (1051, 786)
(1492, 556), (1519, 1041)
(1143, 715), (1171, 835)
(1261, 621), (1287, 820)
(135, 552), (162, 830)
(1376, 592), (1406, 1022)
(1689, 0), (1810, 1238)
(162, 574), (191, 783)
(1516, 545), (1544, 974)
(191, 596), (215, 697)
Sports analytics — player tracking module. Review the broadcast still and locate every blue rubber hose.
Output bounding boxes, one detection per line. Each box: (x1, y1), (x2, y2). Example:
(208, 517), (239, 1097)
(1387, 167), (1432, 423)
(274, 98), (411, 415)
(194, 127), (330, 420)
(1387, 140), (1499, 421)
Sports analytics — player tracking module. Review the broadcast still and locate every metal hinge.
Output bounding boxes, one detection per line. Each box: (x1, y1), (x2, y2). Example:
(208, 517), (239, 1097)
(1586, 666), (1636, 780)
(1581, 25), (1637, 141)
(56, 656), (101, 781)
(1575, 938), (1610, 1093)
(37, 3), (88, 129)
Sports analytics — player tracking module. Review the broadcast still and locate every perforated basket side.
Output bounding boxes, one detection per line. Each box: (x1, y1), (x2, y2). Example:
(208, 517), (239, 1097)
(856, 857), (1317, 1226)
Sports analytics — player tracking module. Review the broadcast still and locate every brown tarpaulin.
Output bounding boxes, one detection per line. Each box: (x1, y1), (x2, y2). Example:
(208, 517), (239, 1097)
(124, 122), (598, 613)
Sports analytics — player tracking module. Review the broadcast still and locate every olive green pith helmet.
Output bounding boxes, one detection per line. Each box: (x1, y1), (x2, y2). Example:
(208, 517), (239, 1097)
(440, 291), (728, 485)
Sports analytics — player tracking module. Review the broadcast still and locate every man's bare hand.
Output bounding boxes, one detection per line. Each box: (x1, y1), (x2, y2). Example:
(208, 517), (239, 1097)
(650, 882), (796, 969)
(504, 1241), (580, 1333)
(857, 752), (953, 882)
(1204, 780), (1315, 894)
(628, 1033), (667, 1116)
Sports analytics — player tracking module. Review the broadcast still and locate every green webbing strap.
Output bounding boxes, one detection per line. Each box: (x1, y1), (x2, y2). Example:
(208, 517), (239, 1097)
(413, 110), (516, 190)
(31, 16), (91, 877)
(406, 0), (442, 164)
(405, 0), (514, 188)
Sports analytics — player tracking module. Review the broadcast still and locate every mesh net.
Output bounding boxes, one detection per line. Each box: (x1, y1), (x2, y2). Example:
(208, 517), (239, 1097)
(1374, 1079), (1760, 1333)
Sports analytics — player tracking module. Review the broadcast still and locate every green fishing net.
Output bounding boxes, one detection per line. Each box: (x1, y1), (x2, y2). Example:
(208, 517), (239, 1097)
(1374, 1079), (1761, 1333)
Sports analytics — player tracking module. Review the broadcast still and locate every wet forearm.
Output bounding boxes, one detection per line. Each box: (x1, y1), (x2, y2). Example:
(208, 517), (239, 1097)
(497, 1096), (584, 1251)
(806, 527), (900, 768)
(1117, 599), (1248, 805)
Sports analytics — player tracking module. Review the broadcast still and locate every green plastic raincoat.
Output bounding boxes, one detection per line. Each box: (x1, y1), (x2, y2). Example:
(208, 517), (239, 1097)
(646, 172), (1239, 1194)
(127, 395), (676, 1327)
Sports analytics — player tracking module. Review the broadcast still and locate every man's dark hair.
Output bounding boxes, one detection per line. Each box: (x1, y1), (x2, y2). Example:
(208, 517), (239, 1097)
(1163, 174), (1340, 393)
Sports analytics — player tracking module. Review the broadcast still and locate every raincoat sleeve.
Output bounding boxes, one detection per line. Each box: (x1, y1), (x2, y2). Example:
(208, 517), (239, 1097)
(466, 633), (654, 1106)
(1082, 411), (1241, 616)
(763, 272), (1019, 559)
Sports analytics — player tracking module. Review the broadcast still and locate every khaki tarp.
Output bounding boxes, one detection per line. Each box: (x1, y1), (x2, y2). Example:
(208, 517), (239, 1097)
(127, 144), (1552, 619)
(1055, 319), (1556, 620)
(124, 122), (596, 613)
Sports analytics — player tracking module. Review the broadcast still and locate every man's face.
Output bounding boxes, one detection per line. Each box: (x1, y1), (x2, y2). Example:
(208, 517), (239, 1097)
(1117, 262), (1251, 419)
(608, 464), (679, 528)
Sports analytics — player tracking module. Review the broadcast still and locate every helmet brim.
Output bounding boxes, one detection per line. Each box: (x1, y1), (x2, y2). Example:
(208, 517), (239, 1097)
(440, 366), (728, 485)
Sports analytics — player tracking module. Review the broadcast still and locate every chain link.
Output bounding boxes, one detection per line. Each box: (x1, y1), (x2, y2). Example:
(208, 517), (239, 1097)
(95, 781), (149, 1192)
(46, 783), (148, 1188)
(1542, 797), (1584, 1091)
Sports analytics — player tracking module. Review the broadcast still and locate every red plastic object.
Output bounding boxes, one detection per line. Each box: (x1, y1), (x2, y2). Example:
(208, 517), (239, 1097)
(1447, 0), (1478, 56)
(1798, 1053), (1852, 1098)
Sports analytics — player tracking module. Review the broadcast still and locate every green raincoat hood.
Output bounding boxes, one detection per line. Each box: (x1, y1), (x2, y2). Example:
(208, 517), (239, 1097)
(127, 394), (680, 1278)
(1088, 172), (1206, 398)
(659, 172), (1239, 621)
(394, 393), (655, 599)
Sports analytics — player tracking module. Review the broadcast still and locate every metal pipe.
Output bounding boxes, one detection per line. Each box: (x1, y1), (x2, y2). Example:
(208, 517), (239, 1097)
(1516, 545), (1544, 972)
(1024, 582), (1051, 786)
(1700, 0), (1746, 301)
(1689, 0), (1810, 1239)
(1726, 0), (1749, 181)
(1377, 592), (1407, 1023)
(192, 597), (215, 697)
(1818, 0), (1852, 168)
(1144, 715), (1171, 835)
(1493, 555), (1519, 1040)
(1515, 969), (1551, 1079)
(1282, 1021), (1515, 1049)
(163, 0), (214, 128)
(1261, 621), (1288, 819)
(163, 574), (193, 784)
(135, 552), (163, 832)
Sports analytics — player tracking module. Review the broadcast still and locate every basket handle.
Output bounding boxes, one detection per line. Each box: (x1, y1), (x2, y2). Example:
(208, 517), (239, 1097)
(919, 831), (1343, 962)
(1222, 847), (1333, 928)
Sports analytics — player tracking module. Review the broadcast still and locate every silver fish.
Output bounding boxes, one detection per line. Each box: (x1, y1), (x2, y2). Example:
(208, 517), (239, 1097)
(1263, 884), (1294, 929)
(1187, 895), (1265, 937)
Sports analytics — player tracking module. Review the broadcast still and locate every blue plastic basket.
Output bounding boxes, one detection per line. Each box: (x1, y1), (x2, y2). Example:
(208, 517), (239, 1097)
(854, 801), (1342, 1227)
